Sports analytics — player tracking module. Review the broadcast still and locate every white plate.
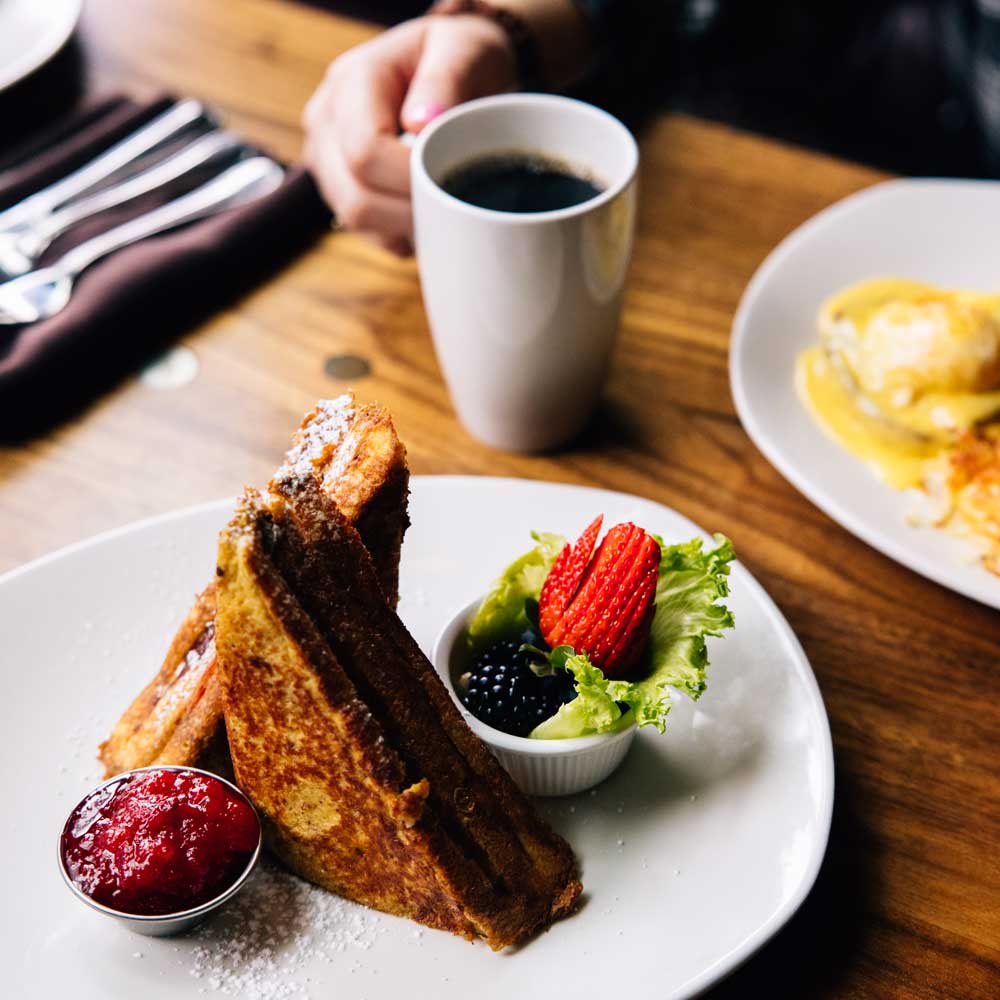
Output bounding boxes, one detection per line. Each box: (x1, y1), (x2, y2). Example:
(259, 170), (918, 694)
(731, 178), (1000, 609)
(0, 0), (81, 92)
(2, 476), (832, 999)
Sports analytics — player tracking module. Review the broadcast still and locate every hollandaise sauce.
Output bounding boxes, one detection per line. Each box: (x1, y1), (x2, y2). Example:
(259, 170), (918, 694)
(795, 347), (941, 489)
(798, 277), (1000, 489)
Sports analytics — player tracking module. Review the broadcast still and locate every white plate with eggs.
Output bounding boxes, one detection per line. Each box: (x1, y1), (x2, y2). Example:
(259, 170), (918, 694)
(731, 178), (1000, 609)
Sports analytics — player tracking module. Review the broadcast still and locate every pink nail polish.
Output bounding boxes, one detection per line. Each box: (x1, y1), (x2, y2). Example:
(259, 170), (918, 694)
(410, 101), (445, 127)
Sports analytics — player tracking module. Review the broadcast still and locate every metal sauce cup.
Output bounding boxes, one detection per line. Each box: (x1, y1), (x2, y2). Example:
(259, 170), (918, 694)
(58, 765), (262, 937)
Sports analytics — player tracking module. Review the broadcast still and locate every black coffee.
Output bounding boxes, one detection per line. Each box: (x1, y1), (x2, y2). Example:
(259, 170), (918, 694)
(440, 153), (604, 213)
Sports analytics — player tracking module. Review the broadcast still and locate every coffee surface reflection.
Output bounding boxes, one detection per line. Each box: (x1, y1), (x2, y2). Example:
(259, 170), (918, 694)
(440, 152), (604, 213)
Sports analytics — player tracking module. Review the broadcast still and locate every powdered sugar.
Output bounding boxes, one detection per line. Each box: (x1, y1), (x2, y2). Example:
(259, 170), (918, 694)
(187, 859), (384, 999)
(275, 396), (356, 487)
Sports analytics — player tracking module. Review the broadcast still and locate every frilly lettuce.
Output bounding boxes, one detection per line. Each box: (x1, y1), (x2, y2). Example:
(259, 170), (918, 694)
(467, 531), (566, 654)
(529, 646), (635, 739)
(466, 530), (736, 739)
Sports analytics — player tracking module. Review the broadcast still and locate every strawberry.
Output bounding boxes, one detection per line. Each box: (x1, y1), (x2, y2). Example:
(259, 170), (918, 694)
(539, 515), (603, 637)
(538, 519), (660, 679)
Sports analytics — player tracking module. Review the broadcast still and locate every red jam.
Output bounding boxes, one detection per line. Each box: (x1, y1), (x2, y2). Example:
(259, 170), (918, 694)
(61, 769), (259, 916)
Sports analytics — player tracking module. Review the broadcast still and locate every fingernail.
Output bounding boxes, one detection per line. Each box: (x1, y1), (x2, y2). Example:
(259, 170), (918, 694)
(408, 101), (445, 127)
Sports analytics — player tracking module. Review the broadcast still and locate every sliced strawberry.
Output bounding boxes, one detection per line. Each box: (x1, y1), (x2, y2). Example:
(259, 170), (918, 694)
(590, 557), (658, 664)
(547, 524), (642, 648)
(539, 515), (603, 637)
(602, 573), (658, 675)
(540, 520), (660, 679)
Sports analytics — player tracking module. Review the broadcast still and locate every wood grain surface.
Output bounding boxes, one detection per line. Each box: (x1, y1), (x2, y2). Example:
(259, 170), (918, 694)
(1, 1), (997, 996)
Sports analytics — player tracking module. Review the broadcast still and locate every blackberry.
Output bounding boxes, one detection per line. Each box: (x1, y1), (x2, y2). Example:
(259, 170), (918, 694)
(519, 626), (544, 648)
(459, 638), (576, 738)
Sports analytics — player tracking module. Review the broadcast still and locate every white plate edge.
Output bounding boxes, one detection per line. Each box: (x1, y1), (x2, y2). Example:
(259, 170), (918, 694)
(0, 493), (233, 590)
(1, 475), (835, 997)
(728, 177), (1000, 611)
(665, 526), (834, 997)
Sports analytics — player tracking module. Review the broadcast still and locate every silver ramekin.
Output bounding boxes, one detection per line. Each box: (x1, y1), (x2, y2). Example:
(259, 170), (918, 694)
(58, 765), (262, 937)
(433, 599), (637, 797)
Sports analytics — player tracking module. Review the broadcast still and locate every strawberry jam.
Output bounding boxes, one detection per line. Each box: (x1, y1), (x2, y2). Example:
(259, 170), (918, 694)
(61, 769), (259, 916)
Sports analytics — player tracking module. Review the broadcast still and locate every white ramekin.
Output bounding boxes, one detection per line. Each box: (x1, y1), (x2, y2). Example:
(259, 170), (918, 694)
(432, 599), (637, 797)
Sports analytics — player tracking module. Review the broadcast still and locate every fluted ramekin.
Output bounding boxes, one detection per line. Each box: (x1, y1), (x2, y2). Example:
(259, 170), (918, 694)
(432, 599), (636, 796)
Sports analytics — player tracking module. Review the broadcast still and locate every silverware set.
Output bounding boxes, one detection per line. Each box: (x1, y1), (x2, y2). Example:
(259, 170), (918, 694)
(0, 100), (285, 324)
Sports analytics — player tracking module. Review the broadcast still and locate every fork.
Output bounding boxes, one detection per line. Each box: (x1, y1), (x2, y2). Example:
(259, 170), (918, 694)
(0, 130), (246, 279)
(0, 157), (284, 325)
(0, 99), (213, 234)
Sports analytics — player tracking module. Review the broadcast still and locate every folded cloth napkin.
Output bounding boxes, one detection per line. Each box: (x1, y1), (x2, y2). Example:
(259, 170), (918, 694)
(0, 95), (331, 439)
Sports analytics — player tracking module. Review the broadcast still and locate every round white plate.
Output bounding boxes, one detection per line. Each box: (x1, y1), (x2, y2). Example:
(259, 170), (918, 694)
(2, 476), (832, 999)
(0, 0), (81, 92)
(731, 178), (1000, 609)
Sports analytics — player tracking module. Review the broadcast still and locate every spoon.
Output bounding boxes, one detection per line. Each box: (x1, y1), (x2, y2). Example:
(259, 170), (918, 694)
(0, 157), (283, 325)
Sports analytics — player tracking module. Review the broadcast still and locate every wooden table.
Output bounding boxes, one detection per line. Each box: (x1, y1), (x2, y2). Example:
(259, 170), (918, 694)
(2, 1), (997, 996)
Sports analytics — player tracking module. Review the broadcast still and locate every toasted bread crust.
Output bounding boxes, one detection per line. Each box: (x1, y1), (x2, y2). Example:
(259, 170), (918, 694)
(268, 478), (581, 918)
(274, 397), (410, 605)
(99, 394), (409, 778)
(98, 584), (224, 775)
(216, 486), (581, 948)
(216, 510), (479, 939)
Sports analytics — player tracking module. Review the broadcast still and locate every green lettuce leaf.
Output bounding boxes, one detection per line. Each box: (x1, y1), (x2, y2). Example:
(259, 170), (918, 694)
(466, 531), (566, 654)
(530, 647), (633, 738)
(627, 532), (735, 728)
(529, 533), (735, 738)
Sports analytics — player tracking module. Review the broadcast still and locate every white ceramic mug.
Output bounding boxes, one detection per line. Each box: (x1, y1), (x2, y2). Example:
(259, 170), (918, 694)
(411, 94), (639, 451)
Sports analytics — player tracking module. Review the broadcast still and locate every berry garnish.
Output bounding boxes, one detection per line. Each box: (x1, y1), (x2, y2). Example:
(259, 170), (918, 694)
(460, 639), (576, 737)
(539, 518), (661, 679)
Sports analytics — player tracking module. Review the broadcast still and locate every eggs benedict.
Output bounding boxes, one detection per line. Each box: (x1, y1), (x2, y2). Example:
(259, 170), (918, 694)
(797, 277), (1000, 487)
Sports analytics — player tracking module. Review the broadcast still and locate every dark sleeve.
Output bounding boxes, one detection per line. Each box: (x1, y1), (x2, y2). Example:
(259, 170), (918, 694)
(567, 1), (681, 124)
(573, 0), (678, 67)
(963, 0), (1000, 170)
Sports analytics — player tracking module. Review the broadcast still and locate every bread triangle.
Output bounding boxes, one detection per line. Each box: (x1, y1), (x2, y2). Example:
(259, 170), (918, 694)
(99, 393), (408, 776)
(214, 479), (581, 948)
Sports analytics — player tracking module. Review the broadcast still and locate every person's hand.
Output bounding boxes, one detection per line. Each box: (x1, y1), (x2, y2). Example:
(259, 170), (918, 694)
(303, 15), (517, 257)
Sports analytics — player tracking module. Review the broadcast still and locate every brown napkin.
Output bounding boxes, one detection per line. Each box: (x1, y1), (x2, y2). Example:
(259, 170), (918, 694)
(0, 95), (330, 439)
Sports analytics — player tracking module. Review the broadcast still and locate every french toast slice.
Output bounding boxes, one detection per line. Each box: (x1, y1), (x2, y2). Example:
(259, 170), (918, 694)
(97, 583), (231, 775)
(99, 394), (409, 777)
(214, 480), (582, 948)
